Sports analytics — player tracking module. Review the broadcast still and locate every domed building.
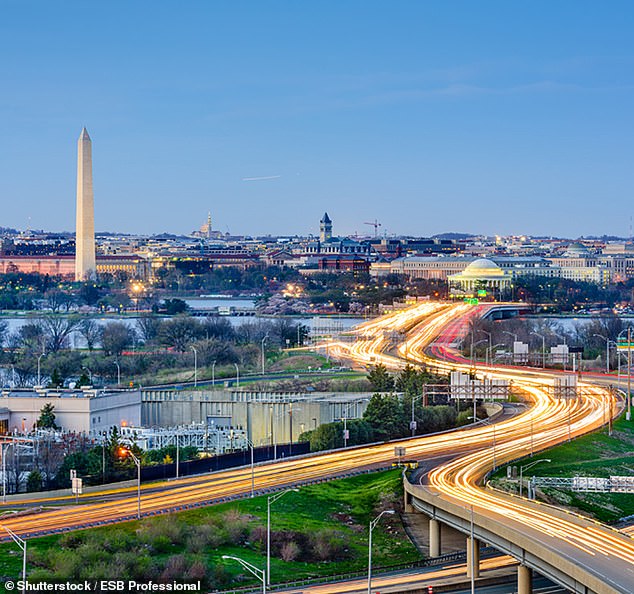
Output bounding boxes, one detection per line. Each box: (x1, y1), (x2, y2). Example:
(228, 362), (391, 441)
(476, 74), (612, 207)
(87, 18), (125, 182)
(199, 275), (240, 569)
(448, 258), (512, 299)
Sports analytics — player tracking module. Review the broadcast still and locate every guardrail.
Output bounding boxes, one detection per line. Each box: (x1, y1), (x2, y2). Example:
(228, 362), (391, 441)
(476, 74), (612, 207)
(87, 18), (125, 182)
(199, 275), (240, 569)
(212, 549), (489, 594)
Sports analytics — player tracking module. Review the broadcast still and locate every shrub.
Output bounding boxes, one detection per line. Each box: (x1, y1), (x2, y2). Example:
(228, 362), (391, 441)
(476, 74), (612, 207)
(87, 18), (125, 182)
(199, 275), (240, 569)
(160, 555), (187, 581)
(280, 541), (301, 562)
(309, 529), (351, 561)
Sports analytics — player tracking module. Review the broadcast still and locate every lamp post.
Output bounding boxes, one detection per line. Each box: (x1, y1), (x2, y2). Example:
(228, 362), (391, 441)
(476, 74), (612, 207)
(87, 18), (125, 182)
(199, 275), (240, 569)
(245, 438), (255, 497)
(530, 331), (546, 369)
(342, 399), (367, 447)
(593, 334), (611, 374)
(553, 331), (568, 371)
(211, 360), (216, 390)
(3, 525), (26, 594)
(481, 330), (492, 360)
(234, 363), (240, 388)
(222, 555), (266, 594)
(267, 489), (299, 586)
(486, 343), (504, 367)
(2, 442), (12, 504)
(175, 430), (180, 479)
(114, 360), (121, 386)
(118, 447), (141, 519)
(261, 335), (268, 376)
(471, 339), (487, 367)
(191, 346), (198, 387)
(519, 458), (551, 497)
(502, 330), (518, 344)
(469, 504), (475, 594)
(37, 351), (46, 387)
(368, 510), (395, 594)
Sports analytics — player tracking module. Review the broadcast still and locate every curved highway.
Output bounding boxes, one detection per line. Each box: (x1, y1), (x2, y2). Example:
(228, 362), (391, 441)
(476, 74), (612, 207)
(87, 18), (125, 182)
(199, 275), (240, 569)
(1, 302), (633, 594)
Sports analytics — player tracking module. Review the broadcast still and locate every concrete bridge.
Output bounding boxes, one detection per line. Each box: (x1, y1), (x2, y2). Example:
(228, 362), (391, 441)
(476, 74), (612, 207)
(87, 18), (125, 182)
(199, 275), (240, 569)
(404, 479), (634, 594)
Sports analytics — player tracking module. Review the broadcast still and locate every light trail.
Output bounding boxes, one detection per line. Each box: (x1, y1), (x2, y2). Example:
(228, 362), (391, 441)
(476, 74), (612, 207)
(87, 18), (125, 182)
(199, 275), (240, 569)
(318, 302), (634, 592)
(1, 302), (632, 593)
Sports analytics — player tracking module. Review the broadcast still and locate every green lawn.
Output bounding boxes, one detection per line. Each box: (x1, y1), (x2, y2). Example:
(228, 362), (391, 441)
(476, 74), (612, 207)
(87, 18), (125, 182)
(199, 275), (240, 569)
(0, 470), (420, 591)
(494, 415), (634, 523)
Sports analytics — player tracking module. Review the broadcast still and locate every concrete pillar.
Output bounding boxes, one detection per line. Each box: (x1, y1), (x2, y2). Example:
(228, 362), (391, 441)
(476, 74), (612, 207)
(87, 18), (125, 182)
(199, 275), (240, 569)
(518, 564), (532, 594)
(429, 518), (441, 557)
(403, 493), (413, 513)
(466, 536), (480, 578)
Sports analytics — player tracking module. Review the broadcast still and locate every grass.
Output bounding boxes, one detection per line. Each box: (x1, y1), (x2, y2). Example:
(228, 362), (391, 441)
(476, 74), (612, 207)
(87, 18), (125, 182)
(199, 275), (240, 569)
(0, 470), (420, 590)
(493, 415), (634, 523)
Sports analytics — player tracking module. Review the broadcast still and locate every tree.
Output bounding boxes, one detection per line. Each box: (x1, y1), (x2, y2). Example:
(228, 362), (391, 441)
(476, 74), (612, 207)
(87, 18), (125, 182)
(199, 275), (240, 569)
(101, 322), (135, 356)
(159, 317), (200, 351)
(49, 368), (63, 388)
(194, 338), (239, 365)
(78, 319), (101, 351)
(0, 320), (8, 348)
(136, 315), (163, 343)
(367, 364), (394, 392)
(396, 364), (422, 397)
(362, 393), (407, 440)
(38, 315), (81, 352)
(26, 469), (43, 492)
(162, 298), (189, 315)
(36, 403), (59, 429)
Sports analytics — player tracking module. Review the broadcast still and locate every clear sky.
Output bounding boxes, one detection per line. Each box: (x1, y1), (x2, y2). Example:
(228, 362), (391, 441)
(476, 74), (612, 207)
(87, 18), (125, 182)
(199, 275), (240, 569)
(1, 1), (634, 239)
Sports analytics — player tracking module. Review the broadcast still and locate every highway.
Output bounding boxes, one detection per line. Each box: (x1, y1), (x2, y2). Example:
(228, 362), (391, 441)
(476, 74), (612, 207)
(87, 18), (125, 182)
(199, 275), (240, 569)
(1, 302), (632, 593)
(331, 302), (634, 594)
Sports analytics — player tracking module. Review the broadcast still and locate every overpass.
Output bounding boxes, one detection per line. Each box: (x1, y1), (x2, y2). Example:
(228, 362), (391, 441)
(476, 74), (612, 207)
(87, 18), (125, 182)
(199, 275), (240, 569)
(324, 302), (634, 594)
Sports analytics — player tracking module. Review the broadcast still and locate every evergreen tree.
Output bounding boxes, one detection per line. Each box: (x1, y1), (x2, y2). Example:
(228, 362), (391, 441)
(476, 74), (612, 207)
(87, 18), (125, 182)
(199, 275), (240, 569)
(367, 363), (394, 392)
(36, 403), (58, 429)
(49, 368), (63, 388)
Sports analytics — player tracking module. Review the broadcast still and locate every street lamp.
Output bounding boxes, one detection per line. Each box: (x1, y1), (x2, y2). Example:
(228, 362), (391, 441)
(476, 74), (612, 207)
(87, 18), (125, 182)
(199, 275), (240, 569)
(191, 346), (198, 387)
(593, 334), (611, 374)
(342, 399), (367, 447)
(234, 363), (240, 388)
(36, 351), (46, 387)
(261, 334), (268, 376)
(118, 447), (141, 519)
(502, 330), (518, 344)
(470, 339), (487, 367)
(211, 360), (216, 390)
(222, 555), (266, 594)
(2, 442), (13, 503)
(267, 488), (299, 585)
(3, 525), (26, 594)
(530, 331), (546, 369)
(368, 510), (395, 594)
(114, 360), (121, 386)
(486, 343), (504, 367)
(519, 458), (551, 497)
(618, 327), (632, 421)
(245, 437), (255, 498)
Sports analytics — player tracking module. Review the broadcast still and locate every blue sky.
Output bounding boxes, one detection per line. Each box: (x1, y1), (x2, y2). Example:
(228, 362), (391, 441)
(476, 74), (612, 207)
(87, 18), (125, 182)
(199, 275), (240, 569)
(1, 1), (634, 238)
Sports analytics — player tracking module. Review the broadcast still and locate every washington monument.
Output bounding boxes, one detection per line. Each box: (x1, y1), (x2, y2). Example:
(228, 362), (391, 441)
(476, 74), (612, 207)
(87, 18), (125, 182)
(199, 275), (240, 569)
(75, 127), (96, 281)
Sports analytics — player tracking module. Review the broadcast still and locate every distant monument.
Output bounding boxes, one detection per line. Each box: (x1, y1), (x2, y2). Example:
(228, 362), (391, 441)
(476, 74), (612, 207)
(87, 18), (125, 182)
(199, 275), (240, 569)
(75, 128), (96, 281)
(320, 212), (332, 242)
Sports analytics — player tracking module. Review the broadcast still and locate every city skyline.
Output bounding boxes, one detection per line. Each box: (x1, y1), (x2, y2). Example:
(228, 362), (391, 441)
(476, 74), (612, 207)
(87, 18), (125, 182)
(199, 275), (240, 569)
(2, 2), (634, 238)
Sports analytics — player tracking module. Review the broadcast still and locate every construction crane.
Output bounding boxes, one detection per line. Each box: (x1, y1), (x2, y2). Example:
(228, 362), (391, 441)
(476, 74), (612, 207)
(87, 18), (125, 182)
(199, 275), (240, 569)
(364, 219), (382, 237)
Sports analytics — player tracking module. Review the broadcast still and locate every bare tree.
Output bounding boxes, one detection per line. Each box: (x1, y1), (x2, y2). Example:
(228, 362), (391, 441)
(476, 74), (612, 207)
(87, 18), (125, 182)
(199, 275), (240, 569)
(38, 315), (81, 352)
(78, 319), (101, 351)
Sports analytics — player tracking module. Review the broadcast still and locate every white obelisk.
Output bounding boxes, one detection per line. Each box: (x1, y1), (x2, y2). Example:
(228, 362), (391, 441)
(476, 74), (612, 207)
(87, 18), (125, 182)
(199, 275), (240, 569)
(75, 128), (96, 281)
